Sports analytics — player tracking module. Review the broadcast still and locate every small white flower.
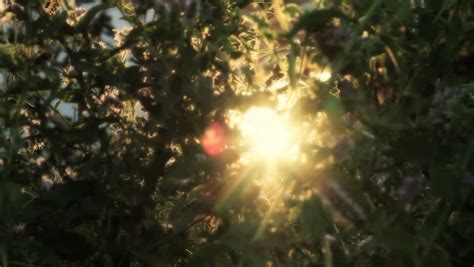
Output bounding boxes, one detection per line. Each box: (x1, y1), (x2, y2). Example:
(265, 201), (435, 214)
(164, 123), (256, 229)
(35, 156), (46, 167)
(92, 41), (108, 49)
(12, 222), (26, 233)
(113, 27), (132, 47)
(65, 167), (77, 178)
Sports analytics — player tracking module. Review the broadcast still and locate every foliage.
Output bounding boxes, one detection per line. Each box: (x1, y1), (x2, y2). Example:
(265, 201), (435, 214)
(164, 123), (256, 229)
(0, 0), (473, 266)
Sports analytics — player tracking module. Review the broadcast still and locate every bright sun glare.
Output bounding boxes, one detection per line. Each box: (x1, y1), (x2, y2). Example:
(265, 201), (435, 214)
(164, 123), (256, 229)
(239, 107), (298, 161)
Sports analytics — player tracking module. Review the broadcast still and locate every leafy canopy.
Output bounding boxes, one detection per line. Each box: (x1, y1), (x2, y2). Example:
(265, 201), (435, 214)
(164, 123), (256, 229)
(0, 0), (473, 266)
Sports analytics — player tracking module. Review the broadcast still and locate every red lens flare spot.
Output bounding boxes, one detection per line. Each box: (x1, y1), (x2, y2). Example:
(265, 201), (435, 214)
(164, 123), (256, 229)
(202, 122), (227, 156)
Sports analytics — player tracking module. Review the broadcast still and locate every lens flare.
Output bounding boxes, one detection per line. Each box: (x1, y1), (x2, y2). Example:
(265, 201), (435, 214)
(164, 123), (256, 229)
(202, 122), (226, 156)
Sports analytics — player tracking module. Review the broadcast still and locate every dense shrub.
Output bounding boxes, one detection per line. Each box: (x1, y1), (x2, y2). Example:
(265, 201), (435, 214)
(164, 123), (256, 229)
(0, 0), (473, 266)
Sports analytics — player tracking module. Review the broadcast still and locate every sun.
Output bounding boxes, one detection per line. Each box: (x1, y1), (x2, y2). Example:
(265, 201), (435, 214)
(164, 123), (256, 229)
(239, 107), (299, 161)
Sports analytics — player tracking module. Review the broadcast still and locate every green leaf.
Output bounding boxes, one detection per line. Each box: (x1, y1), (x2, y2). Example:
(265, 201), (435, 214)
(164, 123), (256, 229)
(430, 167), (463, 202)
(300, 196), (329, 241)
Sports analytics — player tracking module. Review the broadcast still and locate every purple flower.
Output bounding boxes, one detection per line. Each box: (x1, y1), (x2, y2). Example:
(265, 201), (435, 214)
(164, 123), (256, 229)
(464, 172), (474, 186)
(105, 95), (124, 108)
(325, 234), (336, 245)
(41, 175), (53, 191)
(398, 176), (422, 203)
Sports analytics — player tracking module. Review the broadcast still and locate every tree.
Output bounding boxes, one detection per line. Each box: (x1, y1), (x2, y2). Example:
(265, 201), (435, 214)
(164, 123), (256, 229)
(0, 0), (473, 266)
